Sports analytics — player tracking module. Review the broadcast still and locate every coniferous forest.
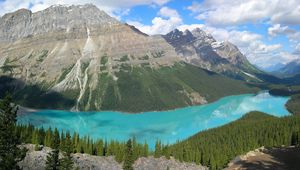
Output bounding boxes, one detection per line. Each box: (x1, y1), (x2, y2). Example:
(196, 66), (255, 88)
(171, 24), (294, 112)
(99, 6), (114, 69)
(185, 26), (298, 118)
(13, 111), (300, 170)
(1, 94), (300, 170)
(163, 111), (300, 169)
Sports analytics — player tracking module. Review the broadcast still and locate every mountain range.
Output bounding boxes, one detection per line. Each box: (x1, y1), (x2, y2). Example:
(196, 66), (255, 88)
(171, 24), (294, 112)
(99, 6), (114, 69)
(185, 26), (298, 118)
(0, 4), (263, 112)
(271, 59), (300, 77)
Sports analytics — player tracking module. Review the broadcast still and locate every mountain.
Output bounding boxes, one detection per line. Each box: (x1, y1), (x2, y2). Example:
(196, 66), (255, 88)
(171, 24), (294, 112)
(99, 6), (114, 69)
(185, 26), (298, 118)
(272, 59), (300, 77)
(260, 62), (285, 73)
(163, 28), (263, 81)
(0, 4), (259, 112)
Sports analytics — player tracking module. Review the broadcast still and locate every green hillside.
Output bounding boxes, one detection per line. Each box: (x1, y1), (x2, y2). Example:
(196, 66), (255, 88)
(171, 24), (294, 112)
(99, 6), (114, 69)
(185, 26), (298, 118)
(163, 111), (300, 169)
(0, 62), (259, 112)
(94, 62), (258, 112)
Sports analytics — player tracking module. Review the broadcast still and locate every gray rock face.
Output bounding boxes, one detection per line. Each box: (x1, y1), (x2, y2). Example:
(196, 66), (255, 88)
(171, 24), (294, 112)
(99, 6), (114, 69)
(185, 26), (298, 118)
(163, 28), (261, 79)
(0, 4), (180, 111)
(0, 4), (119, 42)
(19, 144), (207, 170)
(134, 156), (208, 170)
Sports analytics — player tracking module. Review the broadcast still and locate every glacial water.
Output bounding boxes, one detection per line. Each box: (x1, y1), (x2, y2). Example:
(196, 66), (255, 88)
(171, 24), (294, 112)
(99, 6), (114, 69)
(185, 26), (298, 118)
(18, 92), (290, 148)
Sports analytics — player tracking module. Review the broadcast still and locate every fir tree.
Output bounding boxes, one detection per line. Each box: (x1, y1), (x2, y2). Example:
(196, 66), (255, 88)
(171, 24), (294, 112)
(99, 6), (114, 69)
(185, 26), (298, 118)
(123, 139), (134, 170)
(154, 140), (161, 158)
(59, 131), (73, 170)
(44, 128), (52, 147)
(45, 128), (60, 170)
(143, 142), (149, 157)
(0, 93), (26, 170)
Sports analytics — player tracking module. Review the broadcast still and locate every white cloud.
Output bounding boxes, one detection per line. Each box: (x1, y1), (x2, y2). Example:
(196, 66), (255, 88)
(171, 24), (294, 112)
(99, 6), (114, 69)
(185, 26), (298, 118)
(128, 6), (182, 35)
(159, 6), (180, 18)
(268, 24), (291, 37)
(268, 24), (300, 43)
(294, 44), (300, 55)
(177, 24), (205, 32)
(0, 0), (170, 16)
(187, 0), (300, 26)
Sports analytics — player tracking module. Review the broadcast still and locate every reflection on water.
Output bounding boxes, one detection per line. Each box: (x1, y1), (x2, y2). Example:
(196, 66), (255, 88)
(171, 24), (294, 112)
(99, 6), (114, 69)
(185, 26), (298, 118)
(18, 92), (290, 148)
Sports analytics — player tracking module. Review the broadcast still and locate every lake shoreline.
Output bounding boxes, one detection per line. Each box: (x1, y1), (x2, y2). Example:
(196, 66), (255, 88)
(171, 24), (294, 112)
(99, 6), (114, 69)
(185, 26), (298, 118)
(17, 92), (290, 148)
(17, 92), (258, 115)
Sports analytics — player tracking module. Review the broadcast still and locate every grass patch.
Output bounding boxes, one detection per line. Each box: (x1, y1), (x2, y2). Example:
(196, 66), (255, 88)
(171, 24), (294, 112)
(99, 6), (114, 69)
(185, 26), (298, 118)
(120, 55), (130, 62)
(36, 50), (48, 62)
(101, 55), (108, 65)
(57, 64), (75, 83)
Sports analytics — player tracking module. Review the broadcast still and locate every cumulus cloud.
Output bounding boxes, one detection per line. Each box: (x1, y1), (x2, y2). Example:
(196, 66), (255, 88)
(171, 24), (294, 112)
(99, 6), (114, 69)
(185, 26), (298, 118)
(268, 24), (300, 43)
(187, 0), (300, 26)
(128, 6), (182, 35)
(293, 44), (300, 55)
(0, 0), (170, 16)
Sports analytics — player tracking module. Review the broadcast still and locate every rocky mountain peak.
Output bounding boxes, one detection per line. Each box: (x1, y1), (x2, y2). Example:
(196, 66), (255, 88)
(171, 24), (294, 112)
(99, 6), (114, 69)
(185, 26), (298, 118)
(183, 29), (193, 36)
(0, 4), (182, 111)
(0, 4), (119, 42)
(163, 28), (261, 78)
(191, 28), (215, 44)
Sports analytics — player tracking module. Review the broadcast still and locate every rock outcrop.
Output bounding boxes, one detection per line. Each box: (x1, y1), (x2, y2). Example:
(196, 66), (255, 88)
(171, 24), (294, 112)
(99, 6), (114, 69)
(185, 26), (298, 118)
(19, 144), (207, 170)
(163, 28), (262, 80)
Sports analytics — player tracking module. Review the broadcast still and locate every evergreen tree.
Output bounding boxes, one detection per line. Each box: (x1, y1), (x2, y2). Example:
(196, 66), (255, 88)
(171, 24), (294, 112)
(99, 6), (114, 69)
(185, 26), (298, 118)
(143, 142), (149, 157)
(154, 140), (161, 158)
(60, 131), (65, 151)
(44, 128), (52, 147)
(96, 139), (104, 156)
(72, 132), (79, 153)
(45, 128), (60, 170)
(0, 93), (26, 170)
(60, 131), (74, 170)
(123, 139), (134, 170)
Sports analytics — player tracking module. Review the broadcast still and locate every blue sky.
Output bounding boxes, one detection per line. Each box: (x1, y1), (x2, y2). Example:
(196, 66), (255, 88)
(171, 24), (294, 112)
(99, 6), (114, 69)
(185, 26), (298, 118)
(0, 0), (300, 69)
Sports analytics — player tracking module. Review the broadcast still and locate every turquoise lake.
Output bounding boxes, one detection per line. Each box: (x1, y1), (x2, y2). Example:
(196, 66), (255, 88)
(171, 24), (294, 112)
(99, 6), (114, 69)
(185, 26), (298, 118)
(18, 92), (290, 148)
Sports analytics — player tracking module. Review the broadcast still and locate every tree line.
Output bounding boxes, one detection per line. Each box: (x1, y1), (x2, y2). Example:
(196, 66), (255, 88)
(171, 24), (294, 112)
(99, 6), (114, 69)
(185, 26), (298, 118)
(16, 124), (149, 170)
(161, 111), (300, 169)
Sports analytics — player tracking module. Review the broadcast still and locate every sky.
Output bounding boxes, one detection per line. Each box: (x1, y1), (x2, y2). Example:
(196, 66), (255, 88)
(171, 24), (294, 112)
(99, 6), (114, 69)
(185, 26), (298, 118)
(0, 0), (300, 69)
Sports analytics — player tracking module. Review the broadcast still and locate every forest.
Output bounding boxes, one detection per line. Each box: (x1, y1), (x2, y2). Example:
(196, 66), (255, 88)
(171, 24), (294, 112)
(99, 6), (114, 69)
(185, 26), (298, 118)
(14, 112), (300, 169)
(1, 93), (300, 170)
(163, 111), (300, 169)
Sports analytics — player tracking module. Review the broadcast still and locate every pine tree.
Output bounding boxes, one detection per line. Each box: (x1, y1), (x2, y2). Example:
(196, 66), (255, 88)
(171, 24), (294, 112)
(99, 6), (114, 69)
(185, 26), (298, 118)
(44, 128), (52, 147)
(143, 142), (149, 157)
(59, 131), (74, 170)
(0, 93), (26, 170)
(72, 132), (79, 153)
(60, 131), (65, 151)
(45, 128), (60, 170)
(123, 139), (134, 170)
(154, 140), (161, 158)
(96, 139), (104, 156)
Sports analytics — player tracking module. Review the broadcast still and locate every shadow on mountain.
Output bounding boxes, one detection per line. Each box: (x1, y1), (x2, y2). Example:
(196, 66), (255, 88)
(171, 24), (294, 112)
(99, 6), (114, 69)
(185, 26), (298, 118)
(255, 73), (300, 85)
(0, 76), (75, 110)
(231, 147), (300, 170)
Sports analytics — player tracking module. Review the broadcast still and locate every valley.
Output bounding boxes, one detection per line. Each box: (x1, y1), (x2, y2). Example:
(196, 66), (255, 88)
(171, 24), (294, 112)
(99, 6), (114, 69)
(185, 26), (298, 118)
(0, 3), (300, 170)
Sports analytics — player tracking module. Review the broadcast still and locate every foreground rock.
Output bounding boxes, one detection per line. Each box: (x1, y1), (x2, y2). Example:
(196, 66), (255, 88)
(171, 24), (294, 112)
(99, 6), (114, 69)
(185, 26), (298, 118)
(225, 146), (300, 170)
(134, 156), (207, 170)
(19, 144), (207, 170)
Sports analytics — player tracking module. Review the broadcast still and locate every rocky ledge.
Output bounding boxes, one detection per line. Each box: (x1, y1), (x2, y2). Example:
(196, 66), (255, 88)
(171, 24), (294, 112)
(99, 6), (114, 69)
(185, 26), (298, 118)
(19, 144), (208, 170)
